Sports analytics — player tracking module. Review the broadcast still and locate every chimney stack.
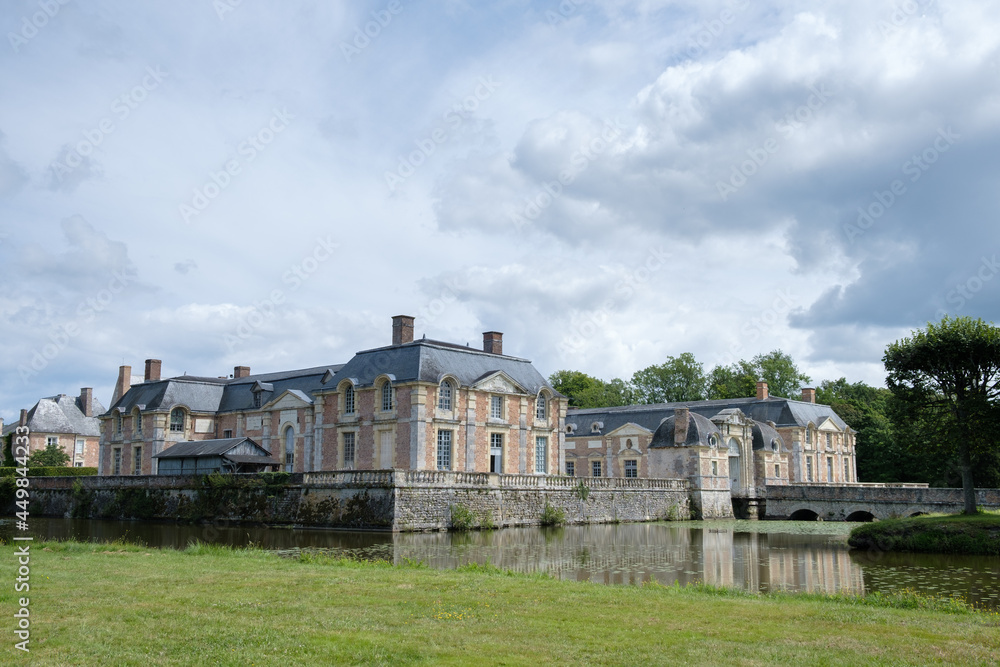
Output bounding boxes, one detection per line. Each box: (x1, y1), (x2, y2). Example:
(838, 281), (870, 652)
(234, 366), (251, 379)
(392, 315), (415, 346)
(144, 359), (162, 382)
(483, 331), (503, 355)
(756, 381), (769, 401)
(801, 387), (816, 403)
(79, 388), (93, 417)
(112, 364), (131, 405)
(674, 407), (689, 445)
(19, 409), (28, 428)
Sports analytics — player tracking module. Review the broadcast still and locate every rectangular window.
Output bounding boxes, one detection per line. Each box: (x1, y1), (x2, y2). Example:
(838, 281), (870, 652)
(345, 387), (355, 414)
(438, 383), (452, 410)
(135, 414), (142, 436)
(566, 461), (575, 477)
(46, 436), (58, 447)
(535, 436), (547, 474)
(592, 460), (602, 477)
(74, 461), (83, 468)
(827, 456), (834, 482)
(774, 463), (780, 478)
(75, 437), (85, 456)
(826, 433), (832, 448)
(253, 392), (262, 409)
(490, 395), (503, 420)
(711, 460), (718, 476)
(844, 459), (850, 482)
(133, 447), (142, 475)
(112, 449), (122, 475)
(381, 383), (393, 411)
(343, 432), (355, 468)
(490, 433), (503, 473)
(806, 457), (813, 482)
(624, 459), (637, 478)
(437, 430), (452, 470)
(223, 429), (233, 438)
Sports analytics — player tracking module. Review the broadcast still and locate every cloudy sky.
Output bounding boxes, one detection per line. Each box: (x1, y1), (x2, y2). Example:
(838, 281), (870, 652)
(1, 0), (998, 418)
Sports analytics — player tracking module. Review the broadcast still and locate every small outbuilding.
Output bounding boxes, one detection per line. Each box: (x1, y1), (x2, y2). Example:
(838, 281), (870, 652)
(153, 437), (279, 475)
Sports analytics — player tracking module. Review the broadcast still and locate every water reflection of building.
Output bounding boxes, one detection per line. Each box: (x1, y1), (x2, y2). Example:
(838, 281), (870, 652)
(393, 523), (865, 595)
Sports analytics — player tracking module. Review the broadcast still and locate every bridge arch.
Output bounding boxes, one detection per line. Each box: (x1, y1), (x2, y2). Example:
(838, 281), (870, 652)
(845, 510), (876, 522)
(789, 508), (819, 521)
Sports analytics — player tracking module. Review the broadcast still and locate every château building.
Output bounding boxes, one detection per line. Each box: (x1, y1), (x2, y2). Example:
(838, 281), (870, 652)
(3, 389), (103, 467)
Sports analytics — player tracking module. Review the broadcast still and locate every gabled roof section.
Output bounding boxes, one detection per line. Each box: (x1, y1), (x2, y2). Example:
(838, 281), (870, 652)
(21, 394), (106, 436)
(603, 422), (653, 438)
(152, 437), (270, 459)
(471, 370), (528, 395)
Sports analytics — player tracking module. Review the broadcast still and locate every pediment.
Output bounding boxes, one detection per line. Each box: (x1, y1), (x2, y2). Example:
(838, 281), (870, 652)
(817, 417), (841, 432)
(472, 371), (525, 395)
(604, 422), (653, 438)
(262, 389), (313, 411)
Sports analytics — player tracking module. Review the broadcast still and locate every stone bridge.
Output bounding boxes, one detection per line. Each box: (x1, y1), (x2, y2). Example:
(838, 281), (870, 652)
(765, 483), (1000, 521)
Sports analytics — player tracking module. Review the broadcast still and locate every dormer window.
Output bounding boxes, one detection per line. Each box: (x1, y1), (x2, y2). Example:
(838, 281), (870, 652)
(438, 380), (453, 410)
(590, 421), (603, 434)
(381, 382), (394, 411)
(535, 395), (547, 420)
(115, 411), (123, 437)
(169, 408), (185, 433)
(253, 391), (262, 409)
(133, 409), (142, 437)
(344, 385), (355, 414)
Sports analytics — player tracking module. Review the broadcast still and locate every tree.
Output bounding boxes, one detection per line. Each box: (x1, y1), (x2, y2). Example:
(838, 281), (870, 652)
(548, 371), (633, 409)
(883, 316), (1000, 514)
(27, 441), (71, 467)
(548, 370), (603, 408)
(630, 353), (707, 404)
(706, 350), (810, 400)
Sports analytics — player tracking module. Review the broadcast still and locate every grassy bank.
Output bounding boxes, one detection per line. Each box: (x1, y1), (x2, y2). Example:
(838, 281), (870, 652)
(848, 511), (1000, 556)
(3, 541), (999, 666)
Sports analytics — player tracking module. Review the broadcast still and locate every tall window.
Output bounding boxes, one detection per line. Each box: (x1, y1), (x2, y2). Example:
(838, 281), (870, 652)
(252, 391), (263, 409)
(133, 447), (142, 475)
(806, 457), (813, 482)
(438, 381), (453, 410)
(343, 432), (355, 468)
(774, 463), (780, 478)
(535, 436), (547, 474)
(74, 438), (84, 457)
(112, 448), (122, 475)
(284, 426), (294, 472)
(344, 385), (355, 414)
(566, 461), (575, 476)
(169, 408), (184, 433)
(115, 412), (123, 437)
(826, 433), (832, 449)
(844, 460), (850, 482)
(827, 456), (834, 482)
(381, 382), (393, 411)
(490, 432), (503, 473)
(624, 459), (638, 478)
(437, 430), (452, 470)
(535, 395), (546, 420)
(490, 395), (503, 419)
(592, 460), (602, 477)
(134, 410), (142, 436)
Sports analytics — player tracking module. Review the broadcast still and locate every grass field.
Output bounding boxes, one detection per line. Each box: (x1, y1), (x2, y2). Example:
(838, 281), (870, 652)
(848, 511), (1000, 555)
(3, 540), (999, 665)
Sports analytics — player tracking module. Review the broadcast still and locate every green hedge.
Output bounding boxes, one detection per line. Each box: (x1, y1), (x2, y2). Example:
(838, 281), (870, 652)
(0, 467), (98, 477)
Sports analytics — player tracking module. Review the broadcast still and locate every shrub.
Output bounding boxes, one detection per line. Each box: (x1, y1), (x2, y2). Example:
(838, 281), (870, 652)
(572, 480), (590, 503)
(0, 467), (97, 477)
(477, 509), (496, 530)
(450, 503), (477, 531)
(540, 503), (566, 526)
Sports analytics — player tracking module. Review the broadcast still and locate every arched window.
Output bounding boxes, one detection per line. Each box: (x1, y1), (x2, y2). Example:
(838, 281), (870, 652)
(344, 385), (355, 414)
(381, 382), (394, 411)
(169, 408), (184, 433)
(535, 395), (547, 420)
(284, 426), (295, 472)
(438, 380), (453, 410)
(115, 411), (123, 437)
(133, 409), (142, 437)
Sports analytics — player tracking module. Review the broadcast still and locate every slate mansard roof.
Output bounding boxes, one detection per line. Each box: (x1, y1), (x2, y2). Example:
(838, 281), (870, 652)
(566, 396), (849, 437)
(8, 394), (107, 437)
(105, 338), (557, 417)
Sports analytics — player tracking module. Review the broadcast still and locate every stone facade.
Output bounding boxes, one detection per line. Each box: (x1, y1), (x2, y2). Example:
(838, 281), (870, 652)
(98, 316), (566, 479)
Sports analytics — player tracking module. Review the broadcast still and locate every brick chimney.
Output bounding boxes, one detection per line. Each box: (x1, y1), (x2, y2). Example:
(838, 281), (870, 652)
(19, 409), (27, 428)
(801, 387), (816, 403)
(234, 366), (251, 379)
(144, 359), (162, 382)
(674, 407), (689, 445)
(112, 364), (131, 405)
(392, 315), (414, 346)
(483, 331), (503, 355)
(79, 388), (93, 417)
(756, 381), (769, 401)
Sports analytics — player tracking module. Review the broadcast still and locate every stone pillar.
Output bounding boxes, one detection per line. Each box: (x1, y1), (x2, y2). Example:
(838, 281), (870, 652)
(465, 393), (477, 472)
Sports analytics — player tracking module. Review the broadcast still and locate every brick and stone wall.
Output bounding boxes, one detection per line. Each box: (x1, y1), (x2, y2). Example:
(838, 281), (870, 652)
(765, 483), (1000, 520)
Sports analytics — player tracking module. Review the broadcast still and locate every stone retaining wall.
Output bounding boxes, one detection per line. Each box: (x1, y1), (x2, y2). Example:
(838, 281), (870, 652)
(765, 483), (1000, 520)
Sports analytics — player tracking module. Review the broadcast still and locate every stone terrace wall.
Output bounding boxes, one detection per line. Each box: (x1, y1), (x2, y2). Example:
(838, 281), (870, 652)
(15, 471), (692, 532)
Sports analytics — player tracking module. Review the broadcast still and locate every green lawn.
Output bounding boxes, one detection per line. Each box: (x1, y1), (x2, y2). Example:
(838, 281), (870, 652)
(849, 511), (1000, 555)
(3, 540), (999, 665)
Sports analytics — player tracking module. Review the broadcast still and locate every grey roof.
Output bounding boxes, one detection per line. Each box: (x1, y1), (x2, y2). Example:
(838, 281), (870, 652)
(649, 412), (721, 448)
(331, 339), (556, 395)
(17, 394), (106, 436)
(566, 396), (849, 435)
(152, 437), (269, 459)
(106, 365), (344, 416)
(751, 421), (785, 452)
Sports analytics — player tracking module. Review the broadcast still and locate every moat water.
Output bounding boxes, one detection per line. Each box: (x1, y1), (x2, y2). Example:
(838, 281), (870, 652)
(6, 518), (999, 609)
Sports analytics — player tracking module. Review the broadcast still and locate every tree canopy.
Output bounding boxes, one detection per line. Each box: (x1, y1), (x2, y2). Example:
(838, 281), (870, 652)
(630, 353), (706, 404)
(883, 316), (1000, 513)
(27, 441), (71, 467)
